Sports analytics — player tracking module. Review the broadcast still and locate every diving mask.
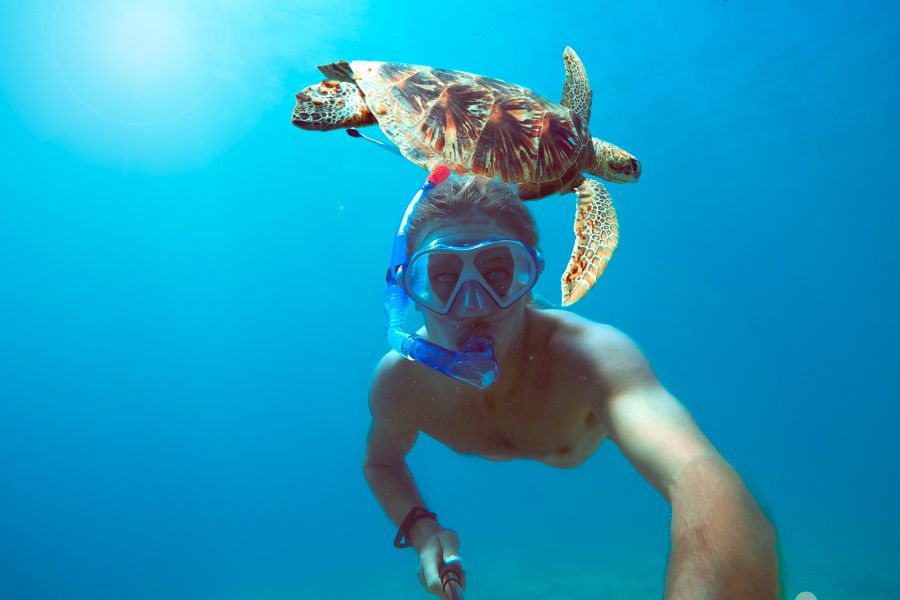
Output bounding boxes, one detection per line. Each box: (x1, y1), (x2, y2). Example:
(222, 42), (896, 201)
(401, 238), (544, 315)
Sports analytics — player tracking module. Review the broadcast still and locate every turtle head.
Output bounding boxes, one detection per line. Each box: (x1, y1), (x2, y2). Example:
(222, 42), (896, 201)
(589, 138), (641, 183)
(291, 80), (376, 131)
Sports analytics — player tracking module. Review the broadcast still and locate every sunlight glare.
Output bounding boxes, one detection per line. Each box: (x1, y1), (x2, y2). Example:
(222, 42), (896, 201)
(15, 0), (367, 172)
(51, 0), (213, 126)
(102, 3), (191, 84)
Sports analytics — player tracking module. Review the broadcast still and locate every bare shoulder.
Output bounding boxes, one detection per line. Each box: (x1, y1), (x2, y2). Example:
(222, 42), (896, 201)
(368, 351), (432, 425)
(535, 309), (658, 393)
(365, 352), (427, 464)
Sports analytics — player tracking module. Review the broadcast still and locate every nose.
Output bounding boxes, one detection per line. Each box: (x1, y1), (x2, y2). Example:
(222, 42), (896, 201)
(449, 281), (500, 318)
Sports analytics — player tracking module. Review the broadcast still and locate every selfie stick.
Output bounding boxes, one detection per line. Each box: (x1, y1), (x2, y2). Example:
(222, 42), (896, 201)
(439, 558), (464, 600)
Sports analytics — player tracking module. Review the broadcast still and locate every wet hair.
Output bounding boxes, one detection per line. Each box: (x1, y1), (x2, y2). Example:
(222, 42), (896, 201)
(406, 175), (539, 254)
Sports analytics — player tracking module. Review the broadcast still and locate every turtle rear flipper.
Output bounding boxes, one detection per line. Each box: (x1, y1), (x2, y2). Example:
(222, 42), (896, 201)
(561, 178), (618, 306)
(317, 60), (355, 82)
(560, 47), (592, 126)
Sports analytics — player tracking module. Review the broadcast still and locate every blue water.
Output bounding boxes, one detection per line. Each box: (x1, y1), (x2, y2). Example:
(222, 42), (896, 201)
(1, 1), (898, 598)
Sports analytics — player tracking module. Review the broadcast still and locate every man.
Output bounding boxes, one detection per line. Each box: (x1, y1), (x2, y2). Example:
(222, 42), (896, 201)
(364, 175), (779, 599)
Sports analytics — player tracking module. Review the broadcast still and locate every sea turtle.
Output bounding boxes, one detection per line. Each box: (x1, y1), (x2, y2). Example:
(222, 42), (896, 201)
(291, 47), (641, 306)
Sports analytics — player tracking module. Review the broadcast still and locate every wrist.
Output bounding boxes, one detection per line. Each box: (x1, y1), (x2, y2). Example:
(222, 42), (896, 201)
(409, 517), (443, 552)
(394, 506), (439, 548)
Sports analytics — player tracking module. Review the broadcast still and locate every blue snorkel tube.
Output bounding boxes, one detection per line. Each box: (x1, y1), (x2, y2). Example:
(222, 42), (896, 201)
(385, 165), (499, 390)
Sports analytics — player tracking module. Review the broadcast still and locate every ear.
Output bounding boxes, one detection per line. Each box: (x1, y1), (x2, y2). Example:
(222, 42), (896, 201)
(535, 248), (546, 274)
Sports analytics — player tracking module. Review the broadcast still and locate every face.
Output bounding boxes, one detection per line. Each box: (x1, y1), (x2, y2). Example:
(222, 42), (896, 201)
(410, 219), (535, 354)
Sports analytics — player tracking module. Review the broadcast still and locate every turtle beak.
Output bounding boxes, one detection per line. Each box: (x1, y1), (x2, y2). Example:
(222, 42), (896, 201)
(609, 155), (641, 183)
(624, 158), (641, 180)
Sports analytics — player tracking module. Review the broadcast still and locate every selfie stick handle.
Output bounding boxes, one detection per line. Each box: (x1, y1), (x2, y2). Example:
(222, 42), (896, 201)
(444, 580), (463, 600)
(439, 559), (464, 600)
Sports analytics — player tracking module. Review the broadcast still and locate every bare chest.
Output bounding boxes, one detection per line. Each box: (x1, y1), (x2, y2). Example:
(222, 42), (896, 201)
(420, 386), (607, 468)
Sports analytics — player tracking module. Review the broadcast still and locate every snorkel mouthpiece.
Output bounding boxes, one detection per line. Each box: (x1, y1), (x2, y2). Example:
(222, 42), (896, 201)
(398, 333), (498, 390)
(384, 165), (500, 389)
(448, 335), (499, 389)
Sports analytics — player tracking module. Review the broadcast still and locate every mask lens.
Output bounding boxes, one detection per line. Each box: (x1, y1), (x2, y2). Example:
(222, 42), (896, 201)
(474, 245), (515, 299)
(406, 252), (463, 311)
(476, 243), (538, 306)
(426, 254), (463, 303)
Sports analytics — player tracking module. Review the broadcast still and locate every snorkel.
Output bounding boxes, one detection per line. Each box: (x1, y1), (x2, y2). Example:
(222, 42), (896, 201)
(385, 165), (499, 390)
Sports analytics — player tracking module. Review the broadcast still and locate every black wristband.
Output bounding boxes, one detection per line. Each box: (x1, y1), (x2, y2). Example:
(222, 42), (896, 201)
(393, 506), (437, 548)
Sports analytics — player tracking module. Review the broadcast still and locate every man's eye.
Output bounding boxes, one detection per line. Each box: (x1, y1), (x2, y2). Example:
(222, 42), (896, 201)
(486, 269), (511, 282)
(434, 273), (458, 285)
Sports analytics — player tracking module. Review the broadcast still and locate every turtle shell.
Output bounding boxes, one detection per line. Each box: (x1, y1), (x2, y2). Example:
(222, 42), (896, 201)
(349, 61), (592, 200)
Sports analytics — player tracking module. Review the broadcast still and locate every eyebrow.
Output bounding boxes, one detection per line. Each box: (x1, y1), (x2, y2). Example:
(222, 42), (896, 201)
(477, 250), (514, 261)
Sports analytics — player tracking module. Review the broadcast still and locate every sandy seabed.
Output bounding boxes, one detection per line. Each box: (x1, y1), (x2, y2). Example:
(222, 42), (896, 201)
(299, 549), (900, 599)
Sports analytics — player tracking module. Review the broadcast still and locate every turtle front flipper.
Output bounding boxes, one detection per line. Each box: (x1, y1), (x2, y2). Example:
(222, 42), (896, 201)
(560, 47), (592, 126)
(561, 178), (618, 306)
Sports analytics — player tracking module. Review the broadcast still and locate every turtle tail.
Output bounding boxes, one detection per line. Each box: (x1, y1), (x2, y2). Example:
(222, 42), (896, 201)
(587, 138), (641, 183)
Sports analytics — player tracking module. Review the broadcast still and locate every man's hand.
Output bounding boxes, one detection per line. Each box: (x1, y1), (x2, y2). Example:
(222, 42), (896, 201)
(413, 523), (465, 598)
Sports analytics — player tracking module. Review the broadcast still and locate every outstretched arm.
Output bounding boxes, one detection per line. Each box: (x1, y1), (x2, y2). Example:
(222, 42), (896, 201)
(364, 356), (463, 597)
(591, 328), (779, 599)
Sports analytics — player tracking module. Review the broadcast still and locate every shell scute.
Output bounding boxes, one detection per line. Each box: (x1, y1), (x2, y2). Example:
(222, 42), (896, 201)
(419, 84), (493, 164)
(375, 62), (418, 83)
(431, 68), (470, 87)
(535, 111), (585, 183)
(470, 96), (544, 182)
(475, 75), (526, 98)
(390, 69), (445, 115)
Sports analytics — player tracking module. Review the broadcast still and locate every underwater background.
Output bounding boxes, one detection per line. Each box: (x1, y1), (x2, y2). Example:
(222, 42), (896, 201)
(1, 1), (898, 598)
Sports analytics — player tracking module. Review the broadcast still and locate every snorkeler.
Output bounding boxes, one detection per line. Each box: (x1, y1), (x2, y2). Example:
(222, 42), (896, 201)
(363, 173), (779, 599)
